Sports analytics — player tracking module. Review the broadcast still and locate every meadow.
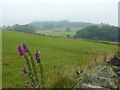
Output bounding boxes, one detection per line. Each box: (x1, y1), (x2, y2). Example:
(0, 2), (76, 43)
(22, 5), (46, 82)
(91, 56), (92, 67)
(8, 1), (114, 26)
(37, 27), (80, 36)
(2, 30), (117, 88)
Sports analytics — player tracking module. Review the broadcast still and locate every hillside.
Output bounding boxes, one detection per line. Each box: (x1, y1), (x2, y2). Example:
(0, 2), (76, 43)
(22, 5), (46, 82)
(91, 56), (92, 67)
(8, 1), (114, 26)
(2, 30), (117, 88)
(30, 20), (92, 29)
(3, 20), (92, 33)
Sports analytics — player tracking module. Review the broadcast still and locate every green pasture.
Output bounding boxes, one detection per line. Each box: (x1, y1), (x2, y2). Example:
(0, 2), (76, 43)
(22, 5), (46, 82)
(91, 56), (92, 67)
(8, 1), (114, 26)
(2, 30), (117, 88)
(37, 27), (81, 36)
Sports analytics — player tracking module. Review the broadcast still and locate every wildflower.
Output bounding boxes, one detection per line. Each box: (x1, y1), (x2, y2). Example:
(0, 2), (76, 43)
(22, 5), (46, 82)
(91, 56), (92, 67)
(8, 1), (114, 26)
(35, 50), (40, 63)
(22, 67), (27, 74)
(17, 45), (23, 56)
(30, 82), (34, 86)
(22, 43), (29, 52)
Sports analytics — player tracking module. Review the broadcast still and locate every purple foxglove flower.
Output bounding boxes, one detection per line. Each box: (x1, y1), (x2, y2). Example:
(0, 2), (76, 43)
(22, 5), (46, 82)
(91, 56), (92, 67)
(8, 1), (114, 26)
(35, 50), (40, 63)
(22, 68), (27, 74)
(22, 43), (29, 52)
(17, 45), (23, 56)
(28, 87), (31, 90)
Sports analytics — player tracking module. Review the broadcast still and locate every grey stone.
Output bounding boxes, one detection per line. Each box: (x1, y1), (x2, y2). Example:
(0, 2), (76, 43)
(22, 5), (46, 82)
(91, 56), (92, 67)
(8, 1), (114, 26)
(75, 65), (119, 89)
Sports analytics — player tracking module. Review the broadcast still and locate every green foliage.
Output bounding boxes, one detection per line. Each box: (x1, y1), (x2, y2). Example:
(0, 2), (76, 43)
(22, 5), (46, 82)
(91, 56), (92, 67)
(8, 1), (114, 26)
(2, 30), (117, 88)
(5, 24), (38, 33)
(74, 25), (118, 42)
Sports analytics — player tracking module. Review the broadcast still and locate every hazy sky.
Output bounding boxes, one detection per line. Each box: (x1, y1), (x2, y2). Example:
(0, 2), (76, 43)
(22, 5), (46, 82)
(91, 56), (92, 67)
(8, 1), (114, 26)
(0, 0), (119, 26)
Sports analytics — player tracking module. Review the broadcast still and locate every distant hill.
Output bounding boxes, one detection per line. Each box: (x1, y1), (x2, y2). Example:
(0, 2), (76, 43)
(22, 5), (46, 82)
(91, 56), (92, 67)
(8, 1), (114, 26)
(3, 20), (93, 33)
(30, 20), (93, 29)
(3, 24), (38, 33)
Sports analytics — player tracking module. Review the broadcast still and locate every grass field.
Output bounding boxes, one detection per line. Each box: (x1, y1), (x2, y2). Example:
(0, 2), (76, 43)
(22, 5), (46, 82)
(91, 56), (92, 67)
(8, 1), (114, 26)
(37, 27), (80, 36)
(2, 30), (117, 88)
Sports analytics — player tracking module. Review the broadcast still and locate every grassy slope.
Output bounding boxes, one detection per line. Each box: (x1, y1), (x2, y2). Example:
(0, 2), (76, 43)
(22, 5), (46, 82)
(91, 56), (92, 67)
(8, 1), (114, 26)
(37, 30), (76, 36)
(2, 30), (117, 88)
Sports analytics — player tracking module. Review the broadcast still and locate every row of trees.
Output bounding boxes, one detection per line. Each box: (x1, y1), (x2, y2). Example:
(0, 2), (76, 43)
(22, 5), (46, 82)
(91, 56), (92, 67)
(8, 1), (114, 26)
(74, 25), (118, 42)
(3, 20), (92, 33)
(3, 24), (72, 33)
(3, 24), (38, 33)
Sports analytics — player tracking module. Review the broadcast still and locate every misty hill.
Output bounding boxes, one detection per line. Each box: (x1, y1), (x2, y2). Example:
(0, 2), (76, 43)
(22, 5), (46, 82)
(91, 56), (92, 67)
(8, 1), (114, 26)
(3, 20), (93, 33)
(30, 20), (93, 29)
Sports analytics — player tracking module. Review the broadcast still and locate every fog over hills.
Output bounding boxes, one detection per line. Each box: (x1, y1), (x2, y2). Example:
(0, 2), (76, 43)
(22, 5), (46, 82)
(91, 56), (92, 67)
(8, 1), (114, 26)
(1, 0), (118, 26)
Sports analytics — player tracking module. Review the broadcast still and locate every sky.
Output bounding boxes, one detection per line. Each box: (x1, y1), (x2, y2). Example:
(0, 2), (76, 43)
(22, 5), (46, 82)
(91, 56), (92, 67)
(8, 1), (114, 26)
(0, 0), (119, 26)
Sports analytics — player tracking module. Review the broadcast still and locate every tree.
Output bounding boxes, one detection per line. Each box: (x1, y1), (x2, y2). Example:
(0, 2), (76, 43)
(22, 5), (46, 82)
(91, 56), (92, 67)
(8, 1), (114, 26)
(66, 27), (71, 32)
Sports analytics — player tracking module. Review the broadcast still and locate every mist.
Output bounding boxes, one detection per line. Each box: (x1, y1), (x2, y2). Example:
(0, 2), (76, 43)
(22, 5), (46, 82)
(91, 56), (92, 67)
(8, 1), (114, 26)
(1, 0), (119, 26)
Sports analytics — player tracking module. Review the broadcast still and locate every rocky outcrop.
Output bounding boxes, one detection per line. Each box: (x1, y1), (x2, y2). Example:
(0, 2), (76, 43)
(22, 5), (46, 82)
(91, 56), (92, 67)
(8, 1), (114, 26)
(75, 65), (120, 89)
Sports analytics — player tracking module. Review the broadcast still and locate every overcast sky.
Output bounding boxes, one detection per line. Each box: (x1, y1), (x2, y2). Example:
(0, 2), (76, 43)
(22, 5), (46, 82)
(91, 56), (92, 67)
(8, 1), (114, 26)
(0, 0), (119, 26)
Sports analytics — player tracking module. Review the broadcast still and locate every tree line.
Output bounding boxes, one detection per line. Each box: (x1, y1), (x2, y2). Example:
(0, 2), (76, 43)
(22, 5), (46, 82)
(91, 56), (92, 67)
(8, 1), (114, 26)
(3, 24), (38, 33)
(74, 25), (118, 42)
(3, 20), (92, 33)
